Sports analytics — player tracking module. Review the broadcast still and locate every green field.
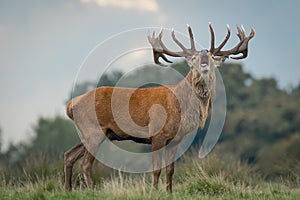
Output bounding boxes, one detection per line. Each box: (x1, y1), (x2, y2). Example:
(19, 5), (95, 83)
(1, 154), (300, 200)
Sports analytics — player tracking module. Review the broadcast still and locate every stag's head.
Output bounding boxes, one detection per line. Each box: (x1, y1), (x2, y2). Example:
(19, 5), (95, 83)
(148, 23), (255, 78)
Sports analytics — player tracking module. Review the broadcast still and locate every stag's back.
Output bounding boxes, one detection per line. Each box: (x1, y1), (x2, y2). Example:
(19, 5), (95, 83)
(67, 86), (182, 138)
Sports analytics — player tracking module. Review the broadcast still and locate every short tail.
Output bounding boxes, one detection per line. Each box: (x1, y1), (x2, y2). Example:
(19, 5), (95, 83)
(66, 101), (74, 120)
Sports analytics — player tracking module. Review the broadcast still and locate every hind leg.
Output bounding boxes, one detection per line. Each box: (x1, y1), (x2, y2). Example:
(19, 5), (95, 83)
(80, 131), (106, 189)
(64, 142), (85, 191)
(80, 151), (96, 189)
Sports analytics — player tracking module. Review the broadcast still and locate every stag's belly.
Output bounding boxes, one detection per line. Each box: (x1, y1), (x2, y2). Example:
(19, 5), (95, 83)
(105, 128), (152, 144)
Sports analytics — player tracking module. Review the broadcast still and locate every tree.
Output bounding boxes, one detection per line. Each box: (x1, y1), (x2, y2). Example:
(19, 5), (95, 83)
(26, 116), (79, 157)
(68, 70), (124, 101)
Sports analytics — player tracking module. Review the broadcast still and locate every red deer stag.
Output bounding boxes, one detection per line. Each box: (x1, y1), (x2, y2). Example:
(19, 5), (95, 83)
(64, 23), (255, 192)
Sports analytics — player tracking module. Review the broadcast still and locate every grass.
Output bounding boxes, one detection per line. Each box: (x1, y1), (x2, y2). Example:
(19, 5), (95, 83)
(1, 153), (300, 200)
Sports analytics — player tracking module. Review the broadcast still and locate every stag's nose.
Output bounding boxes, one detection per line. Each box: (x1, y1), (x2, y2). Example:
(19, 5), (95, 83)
(200, 56), (209, 68)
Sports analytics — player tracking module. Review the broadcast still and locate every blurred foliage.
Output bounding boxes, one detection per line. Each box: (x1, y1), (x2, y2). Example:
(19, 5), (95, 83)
(68, 70), (123, 100)
(0, 117), (79, 173)
(30, 117), (78, 154)
(0, 61), (299, 183)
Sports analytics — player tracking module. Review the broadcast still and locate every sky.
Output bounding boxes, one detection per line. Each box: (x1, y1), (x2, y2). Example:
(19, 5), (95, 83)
(0, 0), (300, 148)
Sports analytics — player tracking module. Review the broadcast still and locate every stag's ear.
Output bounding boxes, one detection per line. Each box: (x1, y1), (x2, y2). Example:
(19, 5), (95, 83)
(213, 56), (227, 67)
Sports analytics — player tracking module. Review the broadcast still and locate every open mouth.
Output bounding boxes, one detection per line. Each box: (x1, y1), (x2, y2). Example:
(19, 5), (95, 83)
(201, 63), (208, 67)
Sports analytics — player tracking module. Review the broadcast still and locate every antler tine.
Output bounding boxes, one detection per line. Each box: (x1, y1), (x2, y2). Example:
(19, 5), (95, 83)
(236, 25), (246, 40)
(241, 25), (246, 35)
(209, 23), (215, 53)
(214, 24), (231, 53)
(187, 24), (196, 51)
(171, 28), (188, 51)
(250, 26), (256, 38)
(157, 28), (168, 50)
(158, 27), (163, 39)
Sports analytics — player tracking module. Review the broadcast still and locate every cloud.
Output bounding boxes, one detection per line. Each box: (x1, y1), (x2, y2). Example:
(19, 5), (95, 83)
(81, 0), (159, 12)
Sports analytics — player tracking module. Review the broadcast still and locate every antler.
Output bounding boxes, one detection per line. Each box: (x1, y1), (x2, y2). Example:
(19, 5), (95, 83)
(148, 24), (197, 66)
(209, 23), (255, 59)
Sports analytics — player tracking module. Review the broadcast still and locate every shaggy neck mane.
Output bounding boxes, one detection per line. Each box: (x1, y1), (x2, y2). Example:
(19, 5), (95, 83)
(176, 69), (216, 100)
(174, 68), (216, 128)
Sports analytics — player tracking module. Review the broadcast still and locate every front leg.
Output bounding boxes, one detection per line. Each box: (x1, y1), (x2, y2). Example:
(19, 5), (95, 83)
(165, 144), (177, 193)
(151, 137), (165, 190)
